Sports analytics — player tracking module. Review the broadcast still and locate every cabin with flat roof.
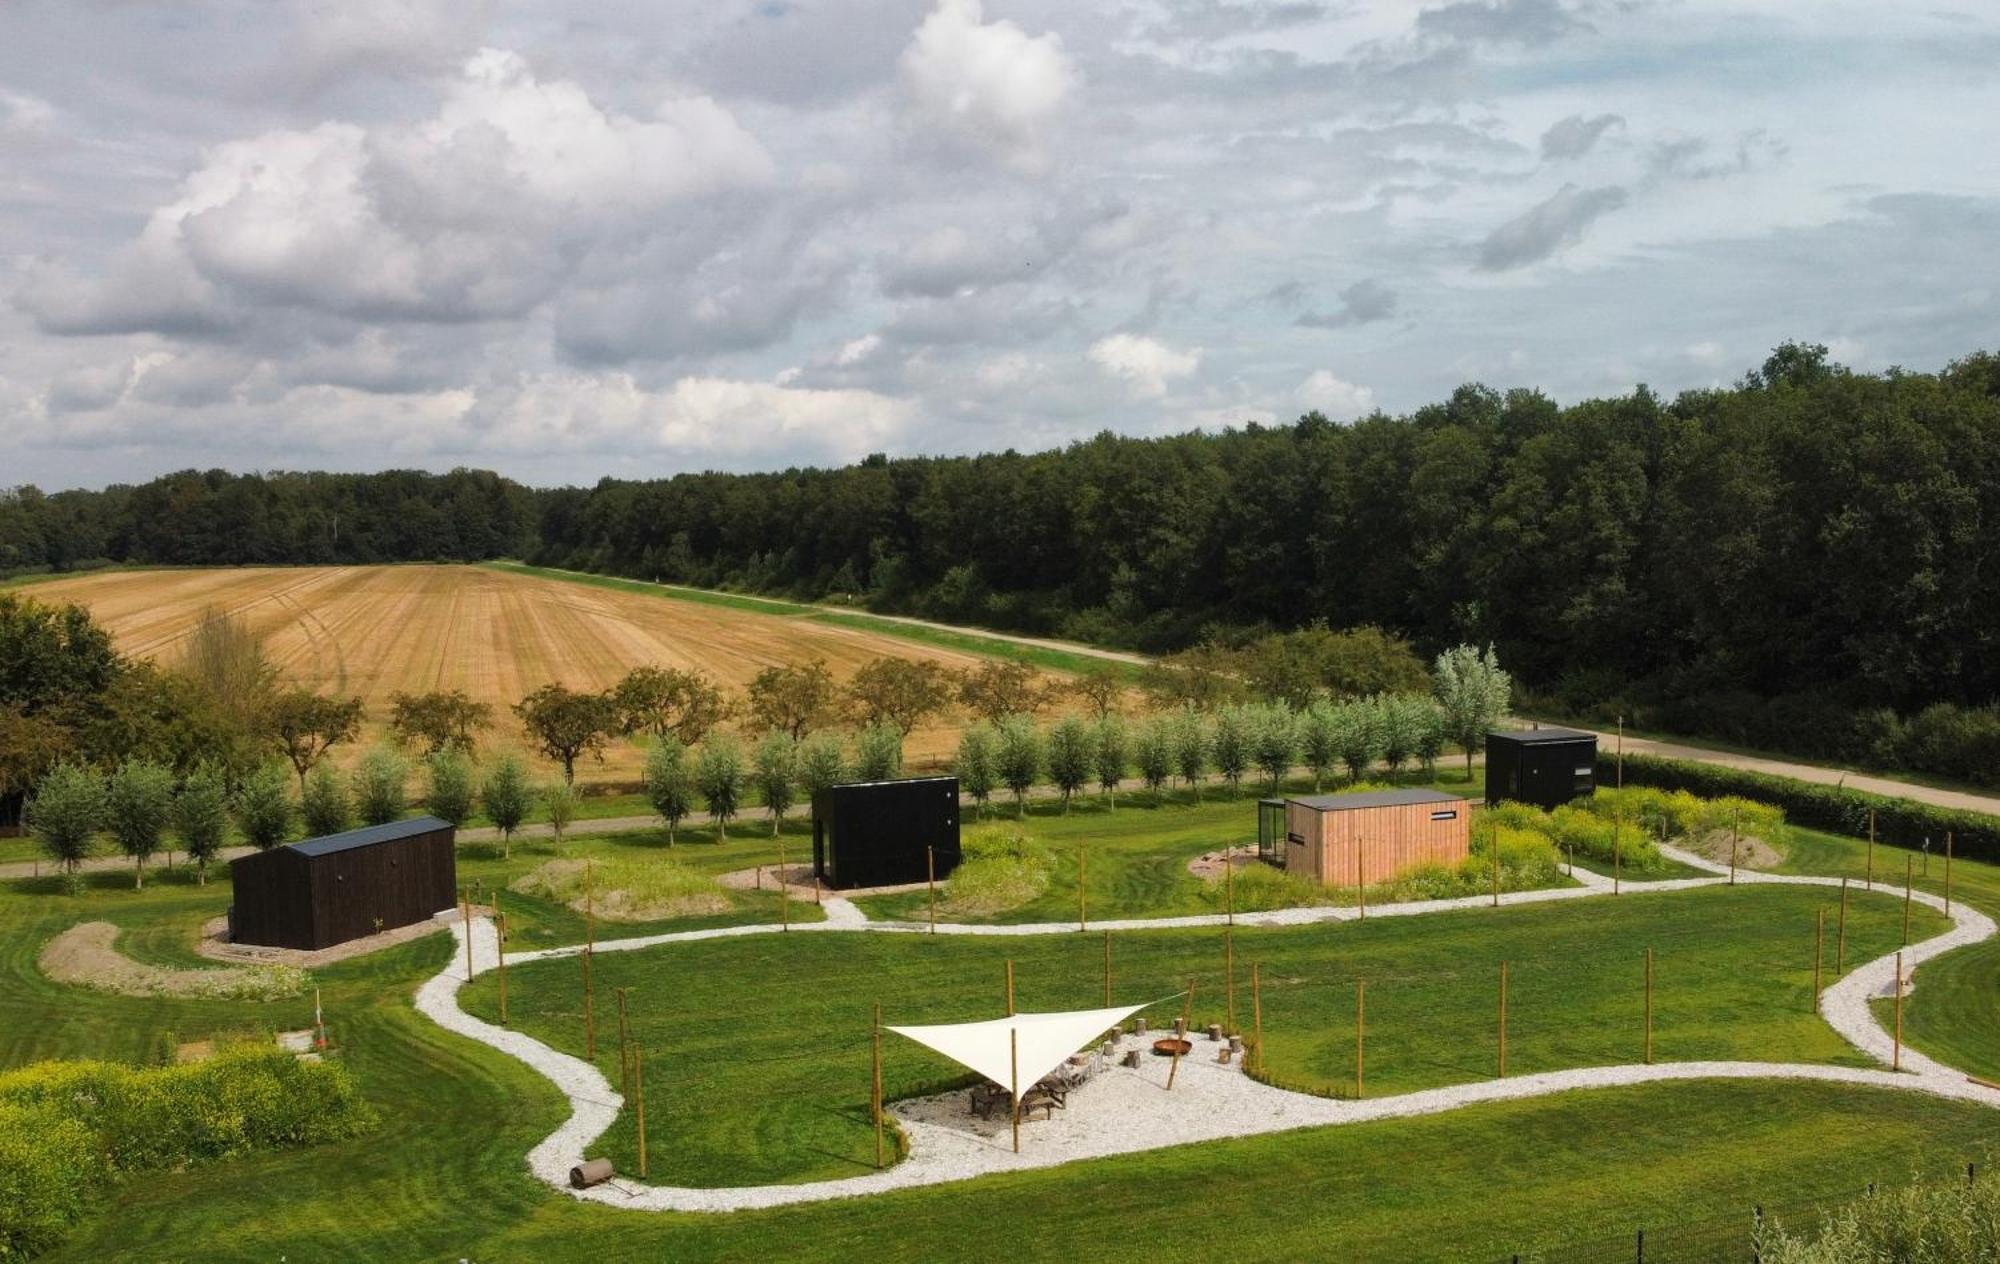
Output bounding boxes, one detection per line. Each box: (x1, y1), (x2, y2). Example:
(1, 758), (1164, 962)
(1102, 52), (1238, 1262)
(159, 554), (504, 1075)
(228, 816), (457, 951)
(1280, 788), (1471, 889)
(812, 777), (960, 890)
(1485, 727), (1598, 810)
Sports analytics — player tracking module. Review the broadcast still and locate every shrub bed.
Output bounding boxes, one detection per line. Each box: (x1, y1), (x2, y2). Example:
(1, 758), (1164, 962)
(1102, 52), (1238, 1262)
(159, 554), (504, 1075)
(0, 1047), (375, 1260)
(940, 828), (1053, 916)
(1603, 754), (2000, 864)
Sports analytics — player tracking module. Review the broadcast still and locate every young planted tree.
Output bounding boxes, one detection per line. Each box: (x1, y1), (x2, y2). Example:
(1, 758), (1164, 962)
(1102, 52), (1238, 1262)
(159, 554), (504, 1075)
(1375, 694), (1420, 777)
(1434, 644), (1513, 777)
(994, 715), (1043, 818)
(424, 749), (476, 827)
(695, 737), (745, 838)
(513, 684), (619, 785)
(954, 724), (998, 819)
(797, 731), (848, 830)
(643, 738), (697, 846)
(1251, 703), (1298, 791)
(1044, 714), (1095, 813)
(746, 660), (838, 740)
(1210, 707), (1251, 797)
(1333, 700), (1380, 783)
(1299, 701), (1340, 792)
(388, 690), (493, 756)
(1093, 715), (1129, 806)
(753, 733), (799, 835)
(106, 758), (175, 888)
(301, 762), (351, 838)
(175, 607), (277, 731)
(853, 724), (905, 782)
(264, 688), (365, 793)
(480, 753), (532, 858)
(957, 660), (1043, 724)
(613, 666), (730, 745)
(352, 744), (409, 826)
(543, 779), (579, 847)
(234, 763), (293, 850)
(1413, 701), (1448, 775)
(27, 763), (102, 878)
(1172, 709), (1209, 802)
(173, 763), (230, 884)
(846, 658), (956, 735)
(1134, 716), (1174, 803)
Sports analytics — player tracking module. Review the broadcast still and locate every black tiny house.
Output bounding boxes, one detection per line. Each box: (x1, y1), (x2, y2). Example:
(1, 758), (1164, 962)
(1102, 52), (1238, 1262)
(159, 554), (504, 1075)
(1485, 727), (1598, 810)
(229, 816), (457, 951)
(812, 777), (960, 889)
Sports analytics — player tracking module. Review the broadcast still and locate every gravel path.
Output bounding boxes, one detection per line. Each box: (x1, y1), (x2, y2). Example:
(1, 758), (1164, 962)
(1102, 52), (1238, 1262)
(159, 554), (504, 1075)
(414, 853), (2000, 1214)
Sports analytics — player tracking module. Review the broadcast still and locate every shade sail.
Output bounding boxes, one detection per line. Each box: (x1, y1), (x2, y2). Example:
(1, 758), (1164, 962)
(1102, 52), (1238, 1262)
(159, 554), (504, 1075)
(887, 1003), (1146, 1098)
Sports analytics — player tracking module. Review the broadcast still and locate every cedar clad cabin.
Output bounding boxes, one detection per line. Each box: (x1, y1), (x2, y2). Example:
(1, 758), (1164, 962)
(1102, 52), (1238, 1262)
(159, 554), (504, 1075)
(228, 816), (457, 951)
(813, 777), (960, 890)
(1278, 788), (1471, 889)
(1485, 727), (1598, 810)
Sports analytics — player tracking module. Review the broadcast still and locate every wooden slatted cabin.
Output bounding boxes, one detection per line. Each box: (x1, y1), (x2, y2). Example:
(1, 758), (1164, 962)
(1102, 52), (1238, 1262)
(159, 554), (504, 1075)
(1281, 788), (1471, 889)
(228, 816), (457, 950)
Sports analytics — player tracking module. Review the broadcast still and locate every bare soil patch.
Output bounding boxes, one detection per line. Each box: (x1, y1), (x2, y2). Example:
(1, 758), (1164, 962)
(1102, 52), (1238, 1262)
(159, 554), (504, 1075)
(196, 910), (457, 968)
(1680, 829), (1784, 870)
(40, 921), (304, 1000)
(1186, 846), (1261, 880)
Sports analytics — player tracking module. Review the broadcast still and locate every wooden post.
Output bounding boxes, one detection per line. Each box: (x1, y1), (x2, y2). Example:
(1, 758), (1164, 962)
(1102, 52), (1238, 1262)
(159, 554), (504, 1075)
(1729, 807), (1739, 886)
(1616, 714), (1624, 788)
(1078, 843), (1087, 931)
(1226, 845), (1235, 928)
(1010, 1026), (1020, 1154)
(1492, 824), (1501, 907)
(1102, 929), (1111, 1007)
(1867, 809), (1876, 891)
(1250, 961), (1264, 1075)
(778, 839), (789, 932)
(1497, 960), (1509, 1078)
(1356, 839), (1366, 922)
(634, 1042), (648, 1179)
(815, 873), (822, 906)
(926, 845), (937, 935)
(1005, 959), (1014, 1016)
(615, 987), (631, 1098)
(1644, 946), (1653, 1065)
(1813, 907), (1824, 1011)
(1355, 978), (1366, 1100)
(1225, 927), (1236, 1035)
(1837, 878), (1849, 971)
(1893, 950), (1903, 1071)
(1613, 817), (1622, 895)
(461, 890), (474, 981)
(872, 1001), (885, 1169)
(582, 946), (596, 1061)
(496, 908), (509, 1025)
(1903, 854), (1914, 947)
(1166, 978), (1196, 1090)
(1945, 831), (1955, 916)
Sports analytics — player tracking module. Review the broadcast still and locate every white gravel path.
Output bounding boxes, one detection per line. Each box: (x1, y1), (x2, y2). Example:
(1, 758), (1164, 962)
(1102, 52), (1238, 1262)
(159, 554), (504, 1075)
(411, 846), (2000, 1214)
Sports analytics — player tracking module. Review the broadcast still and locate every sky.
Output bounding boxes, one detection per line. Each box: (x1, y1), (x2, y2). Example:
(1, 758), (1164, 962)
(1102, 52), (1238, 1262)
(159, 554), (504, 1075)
(2, 0), (1998, 490)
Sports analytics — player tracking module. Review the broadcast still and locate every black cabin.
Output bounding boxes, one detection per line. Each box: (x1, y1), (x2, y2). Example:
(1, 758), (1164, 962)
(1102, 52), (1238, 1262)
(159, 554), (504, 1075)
(228, 816), (457, 950)
(812, 777), (960, 889)
(1484, 728), (1598, 810)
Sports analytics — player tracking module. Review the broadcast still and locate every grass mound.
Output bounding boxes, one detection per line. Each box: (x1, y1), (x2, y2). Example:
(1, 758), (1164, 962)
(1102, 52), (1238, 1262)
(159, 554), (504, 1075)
(511, 857), (729, 922)
(939, 828), (1054, 917)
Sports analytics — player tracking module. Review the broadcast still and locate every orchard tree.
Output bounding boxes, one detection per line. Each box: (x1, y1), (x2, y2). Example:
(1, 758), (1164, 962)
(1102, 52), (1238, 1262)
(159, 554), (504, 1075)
(389, 690), (492, 755)
(853, 724), (904, 782)
(352, 745), (409, 826)
(746, 660), (838, 740)
(234, 764), (293, 850)
(1044, 714), (1095, 813)
(1139, 643), (1243, 711)
(1172, 709), (1208, 801)
(28, 763), (102, 877)
(1375, 695), (1420, 776)
(543, 779), (579, 846)
(958, 661), (1042, 724)
(1333, 700), (1380, 783)
(643, 737), (697, 846)
(753, 733), (799, 835)
(695, 736), (745, 837)
(424, 749), (476, 827)
(1093, 715), (1128, 806)
(301, 763), (351, 838)
(1413, 702), (1448, 775)
(1435, 644), (1513, 777)
(1134, 716), (1173, 802)
(954, 724), (997, 819)
(1210, 707), (1251, 797)
(173, 763), (230, 884)
(994, 715), (1043, 818)
(106, 758), (175, 888)
(847, 658), (955, 735)
(1251, 704), (1297, 791)
(513, 683), (618, 785)
(480, 753), (533, 858)
(613, 666), (730, 745)
(264, 688), (364, 793)
(1067, 663), (1125, 719)
(797, 732), (847, 829)
(1299, 701), (1340, 791)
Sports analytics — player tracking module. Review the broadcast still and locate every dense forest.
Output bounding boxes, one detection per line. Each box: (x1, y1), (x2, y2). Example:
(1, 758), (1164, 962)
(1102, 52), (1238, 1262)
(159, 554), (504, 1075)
(7, 343), (2000, 775)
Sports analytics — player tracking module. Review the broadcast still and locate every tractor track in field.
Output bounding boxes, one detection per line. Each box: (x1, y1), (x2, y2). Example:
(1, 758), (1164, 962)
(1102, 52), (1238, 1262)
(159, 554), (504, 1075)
(417, 844), (2000, 1213)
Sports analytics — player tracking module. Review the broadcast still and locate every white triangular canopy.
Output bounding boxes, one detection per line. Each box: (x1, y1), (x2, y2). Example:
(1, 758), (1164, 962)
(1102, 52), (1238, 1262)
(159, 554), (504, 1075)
(888, 1004), (1146, 1099)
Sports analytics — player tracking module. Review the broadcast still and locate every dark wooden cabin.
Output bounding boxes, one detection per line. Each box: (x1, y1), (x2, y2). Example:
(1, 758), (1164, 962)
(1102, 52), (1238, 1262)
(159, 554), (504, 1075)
(812, 777), (960, 889)
(1485, 727), (1599, 810)
(229, 816), (457, 950)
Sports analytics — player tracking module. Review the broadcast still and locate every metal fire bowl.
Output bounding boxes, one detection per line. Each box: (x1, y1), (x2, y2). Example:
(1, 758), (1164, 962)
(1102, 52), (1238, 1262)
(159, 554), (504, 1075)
(1151, 1038), (1194, 1057)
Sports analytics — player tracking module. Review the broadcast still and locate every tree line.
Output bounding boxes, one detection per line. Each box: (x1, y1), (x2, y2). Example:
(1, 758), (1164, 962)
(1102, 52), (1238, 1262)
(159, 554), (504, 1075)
(9, 344), (2000, 781)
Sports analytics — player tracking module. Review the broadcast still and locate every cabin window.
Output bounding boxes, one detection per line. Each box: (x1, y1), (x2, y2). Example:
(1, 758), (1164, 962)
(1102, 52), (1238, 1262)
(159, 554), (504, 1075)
(1429, 809), (1458, 821)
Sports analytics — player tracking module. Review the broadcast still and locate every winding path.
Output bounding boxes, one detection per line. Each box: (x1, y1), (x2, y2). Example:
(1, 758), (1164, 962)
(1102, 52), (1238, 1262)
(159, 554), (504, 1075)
(413, 845), (2000, 1214)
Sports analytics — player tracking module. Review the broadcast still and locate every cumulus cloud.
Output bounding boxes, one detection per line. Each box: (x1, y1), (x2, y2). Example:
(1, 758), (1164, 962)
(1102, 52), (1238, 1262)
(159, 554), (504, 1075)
(0, 89), (56, 134)
(1476, 183), (1628, 270)
(1296, 279), (1399, 329)
(1417, 0), (1591, 46)
(1540, 112), (1623, 161)
(899, 0), (1078, 174)
(1293, 369), (1376, 420)
(1089, 333), (1199, 397)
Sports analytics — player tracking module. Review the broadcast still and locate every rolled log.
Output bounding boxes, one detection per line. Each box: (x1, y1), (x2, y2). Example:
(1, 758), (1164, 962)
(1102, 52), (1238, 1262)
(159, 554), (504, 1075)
(570, 1158), (615, 1189)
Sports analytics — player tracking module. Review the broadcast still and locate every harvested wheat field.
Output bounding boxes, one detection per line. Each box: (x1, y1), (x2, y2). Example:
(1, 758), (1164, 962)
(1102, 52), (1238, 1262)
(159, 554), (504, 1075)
(27, 564), (1019, 780)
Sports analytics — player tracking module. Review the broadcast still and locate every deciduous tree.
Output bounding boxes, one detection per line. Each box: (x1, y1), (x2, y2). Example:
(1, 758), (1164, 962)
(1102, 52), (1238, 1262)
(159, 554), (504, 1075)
(1435, 644), (1512, 777)
(543, 779), (579, 846)
(352, 745), (409, 826)
(106, 758), (174, 888)
(512, 684), (618, 785)
(389, 690), (493, 756)
(853, 723), (904, 782)
(480, 753), (532, 857)
(644, 738), (697, 846)
(1210, 707), (1251, 797)
(1093, 715), (1128, 806)
(264, 688), (364, 793)
(847, 657), (956, 735)
(1299, 701), (1340, 792)
(753, 733), (799, 835)
(797, 732), (848, 828)
(994, 715), (1042, 818)
(958, 660), (1043, 724)
(1172, 710), (1208, 801)
(1045, 714), (1095, 813)
(954, 724), (997, 818)
(234, 764), (293, 850)
(695, 737), (745, 837)
(301, 763), (351, 838)
(424, 749), (475, 827)
(1251, 704), (1297, 791)
(28, 762), (102, 877)
(613, 667), (730, 745)
(173, 763), (229, 884)
(1134, 716), (1173, 802)
(746, 660), (838, 740)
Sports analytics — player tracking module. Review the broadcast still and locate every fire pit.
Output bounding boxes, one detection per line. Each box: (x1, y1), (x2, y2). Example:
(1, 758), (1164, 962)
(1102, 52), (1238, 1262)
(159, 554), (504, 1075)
(1151, 1037), (1193, 1057)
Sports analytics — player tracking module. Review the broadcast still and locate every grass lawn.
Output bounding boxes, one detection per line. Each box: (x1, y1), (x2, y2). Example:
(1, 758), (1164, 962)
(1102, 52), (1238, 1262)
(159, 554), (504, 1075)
(463, 884), (1931, 1188)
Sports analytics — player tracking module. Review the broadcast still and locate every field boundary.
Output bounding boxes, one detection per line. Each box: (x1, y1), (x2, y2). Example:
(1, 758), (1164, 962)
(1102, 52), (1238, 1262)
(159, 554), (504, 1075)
(415, 842), (2000, 1212)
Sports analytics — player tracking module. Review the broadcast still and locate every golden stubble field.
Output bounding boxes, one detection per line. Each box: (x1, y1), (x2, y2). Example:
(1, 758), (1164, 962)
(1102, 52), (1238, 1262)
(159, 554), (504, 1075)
(27, 565), (1019, 782)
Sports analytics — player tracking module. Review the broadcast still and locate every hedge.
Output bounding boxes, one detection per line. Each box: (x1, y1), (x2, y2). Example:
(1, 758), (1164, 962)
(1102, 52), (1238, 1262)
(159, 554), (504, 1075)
(0, 1047), (375, 1260)
(1600, 754), (2000, 865)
